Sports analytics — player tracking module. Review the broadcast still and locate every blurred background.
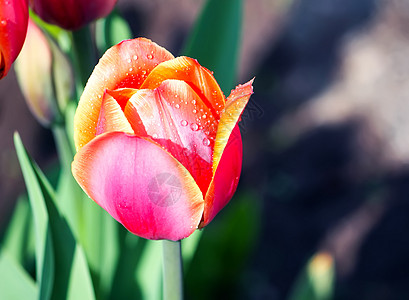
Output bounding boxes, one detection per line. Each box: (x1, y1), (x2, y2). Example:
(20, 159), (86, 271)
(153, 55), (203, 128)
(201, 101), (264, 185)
(1, 0), (409, 299)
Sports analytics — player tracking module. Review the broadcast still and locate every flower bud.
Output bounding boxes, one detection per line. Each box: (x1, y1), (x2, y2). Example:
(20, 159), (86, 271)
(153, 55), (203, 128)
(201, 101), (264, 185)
(0, 0), (28, 79)
(30, 0), (117, 30)
(15, 19), (73, 127)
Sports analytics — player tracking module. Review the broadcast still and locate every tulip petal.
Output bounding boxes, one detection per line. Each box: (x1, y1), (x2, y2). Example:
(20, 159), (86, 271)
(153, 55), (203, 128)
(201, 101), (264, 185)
(201, 79), (254, 225)
(72, 132), (204, 241)
(0, 0), (28, 79)
(74, 38), (174, 150)
(202, 125), (242, 226)
(124, 79), (217, 195)
(141, 56), (225, 116)
(106, 88), (138, 111)
(212, 79), (254, 171)
(95, 91), (134, 135)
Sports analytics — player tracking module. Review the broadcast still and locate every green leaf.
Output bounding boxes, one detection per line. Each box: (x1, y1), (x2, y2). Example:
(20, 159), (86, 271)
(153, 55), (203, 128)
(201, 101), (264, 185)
(136, 240), (163, 300)
(14, 133), (55, 300)
(96, 9), (133, 55)
(1, 195), (34, 269)
(182, 0), (243, 94)
(108, 231), (145, 300)
(288, 252), (335, 300)
(185, 192), (261, 300)
(52, 124), (120, 299)
(0, 251), (38, 300)
(14, 132), (96, 300)
(181, 229), (203, 272)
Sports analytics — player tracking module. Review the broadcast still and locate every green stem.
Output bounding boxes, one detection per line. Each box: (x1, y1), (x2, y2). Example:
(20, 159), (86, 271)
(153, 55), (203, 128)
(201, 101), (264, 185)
(71, 25), (96, 94)
(52, 124), (75, 170)
(162, 240), (184, 300)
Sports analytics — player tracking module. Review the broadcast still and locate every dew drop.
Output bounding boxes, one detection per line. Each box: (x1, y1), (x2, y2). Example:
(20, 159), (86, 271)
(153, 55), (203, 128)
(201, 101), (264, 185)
(152, 133), (158, 138)
(192, 109), (197, 114)
(127, 58), (131, 63)
(191, 99), (196, 105)
(202, 138), (210, 146)
(202, 114), (207, 119)
(190, 123), (199, 131)
(141, 70), (147, 75)
(133, 55), (138, 60)
(175, 104), (180, 109)
(147, 54), (153, 59)
(180, 120), (188, 127)
(0, 20), (6, 26)
(129, 67), (133, 72)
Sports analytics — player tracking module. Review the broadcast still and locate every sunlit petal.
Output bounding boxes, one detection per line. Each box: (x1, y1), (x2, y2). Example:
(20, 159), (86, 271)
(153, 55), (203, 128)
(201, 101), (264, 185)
(141, 56), (225, 116)
(72, 132), (204, 240)
(74, 38), (174, 150)
(124, 79), (217, 194)
(95, 91), (134, 135)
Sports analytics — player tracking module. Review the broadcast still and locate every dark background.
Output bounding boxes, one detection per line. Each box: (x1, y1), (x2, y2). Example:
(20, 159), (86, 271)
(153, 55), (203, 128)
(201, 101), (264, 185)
(1, 0), (409, 299)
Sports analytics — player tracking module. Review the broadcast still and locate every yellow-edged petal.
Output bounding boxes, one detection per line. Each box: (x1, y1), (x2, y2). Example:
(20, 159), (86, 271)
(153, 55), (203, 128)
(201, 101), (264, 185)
(74, 38), (174, 151)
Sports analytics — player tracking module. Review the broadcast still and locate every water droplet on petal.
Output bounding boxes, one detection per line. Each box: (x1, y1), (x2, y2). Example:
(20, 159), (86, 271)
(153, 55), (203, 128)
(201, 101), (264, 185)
(127, 58), (131, 63)
(0, 20), (7, 26)
(192, 109), (197, 114)
(133, 55), (138, 60)
(202, 138), (210, 146)
(147, 54), (153, 59)
(191, 99), (196, 105)
(202, 114), (207, 119)
(129, 67), (133, 72)
(152, 133), (158, 138)
(175, 104), (180, 109)
(180, 120), (188, 127)
(190, 123), (199, 131)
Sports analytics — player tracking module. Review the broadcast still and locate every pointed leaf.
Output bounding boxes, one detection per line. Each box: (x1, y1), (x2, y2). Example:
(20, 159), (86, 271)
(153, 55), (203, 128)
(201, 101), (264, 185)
(182, 0), (243, 94)
(96, 9), (133, 55)
(0, 251), (37, 300)
(14, 133), (54, 300)
(14, 133), (96, 300)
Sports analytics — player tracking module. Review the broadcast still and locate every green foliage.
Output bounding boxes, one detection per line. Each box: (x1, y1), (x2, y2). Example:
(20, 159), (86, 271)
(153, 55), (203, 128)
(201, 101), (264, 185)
(13, 133), (95, 300)
(96, 9), (133, 55)
(0, 251), (37, 300)
(185, 192), (261, 299)
(183, 0), (243, 94)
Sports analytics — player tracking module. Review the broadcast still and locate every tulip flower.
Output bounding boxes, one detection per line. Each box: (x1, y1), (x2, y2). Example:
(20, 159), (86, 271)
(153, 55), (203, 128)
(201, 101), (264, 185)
(0, 0), (28, 79)
(72, 38), (253, 241)
(30, 0), (117, 30)
(15, 19), (73, 126)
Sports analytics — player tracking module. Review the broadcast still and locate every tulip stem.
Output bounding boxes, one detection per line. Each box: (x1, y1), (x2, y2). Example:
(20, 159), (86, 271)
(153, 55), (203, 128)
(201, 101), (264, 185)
(52, 124), (74, 169)
(162, 240), (184, 300)
(71, 25), (97, 93)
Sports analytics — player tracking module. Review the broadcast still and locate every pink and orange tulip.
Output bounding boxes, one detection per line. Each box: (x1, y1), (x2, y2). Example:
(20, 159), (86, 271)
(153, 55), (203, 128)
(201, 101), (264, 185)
(0, 0), (28, 79)
(30, 0), (117, 30)
(72, 38), (253, 241)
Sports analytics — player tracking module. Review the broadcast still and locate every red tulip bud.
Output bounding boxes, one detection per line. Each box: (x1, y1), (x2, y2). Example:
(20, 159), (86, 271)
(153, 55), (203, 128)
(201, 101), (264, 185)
(0, 0), (28, 79)
(30, 0), (117, 30)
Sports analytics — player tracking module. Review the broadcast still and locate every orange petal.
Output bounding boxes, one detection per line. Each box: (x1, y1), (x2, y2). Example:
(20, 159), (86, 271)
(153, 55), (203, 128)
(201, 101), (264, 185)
(124, 79), (217, 195)
(212, 79), (254, 171)
(202, 125), (242, 226)
(72, 132), (204, 240)
(201, 79), (254, 225)
(141, 56), (225, 116)
(74, 38), (174, 151)
(105, 88), (138, 111)
(95, 91), (134, 136)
